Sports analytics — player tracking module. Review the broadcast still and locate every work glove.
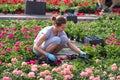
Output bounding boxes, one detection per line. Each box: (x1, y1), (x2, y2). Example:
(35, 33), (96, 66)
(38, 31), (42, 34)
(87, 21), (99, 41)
(108, 8), (113, 13)
(79, 51), (89, 59)
(80, 51), (86, 56)
(45, 53), (56, 61)
(98, 4), (102, 9)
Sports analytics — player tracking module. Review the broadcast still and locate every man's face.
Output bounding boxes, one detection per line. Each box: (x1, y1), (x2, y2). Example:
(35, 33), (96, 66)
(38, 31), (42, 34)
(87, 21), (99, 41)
(57, 24), (66, 32)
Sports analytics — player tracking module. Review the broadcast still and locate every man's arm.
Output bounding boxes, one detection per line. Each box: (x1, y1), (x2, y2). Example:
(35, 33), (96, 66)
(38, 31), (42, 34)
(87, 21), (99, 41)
(34, 34), (47, 55)
(110, 0), (116, 9)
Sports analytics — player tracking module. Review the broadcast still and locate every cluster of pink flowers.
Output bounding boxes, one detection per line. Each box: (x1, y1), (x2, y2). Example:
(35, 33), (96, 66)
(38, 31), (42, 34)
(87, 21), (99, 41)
(11, 58), (17, 63)
(28, 72), (35, 78)
(14, 41), (21, 51)
(0, 28), (7, 39)
(80, 67), (93, 77)
(89, 76), (100, 80)
(26, 60), (38, 65)
(52, 63), (74, 80)
(80, 67), (101, 80)
(111, 63), (117, 71)
(109, 75), (120, 80)
(29, 65), (52, 80)
(0, 60), (2, 64)
(106, 33), (120, 45)
(2, 77), (12, 80)
(6, 47), (12, 52)
(21, 62), (28, 66)
(31, 64), (38, 72)
(39, 70), (51, 77)
(79, 63), (120, 80)
(12, 69), (24, 76)
(25, 44), (32, 53)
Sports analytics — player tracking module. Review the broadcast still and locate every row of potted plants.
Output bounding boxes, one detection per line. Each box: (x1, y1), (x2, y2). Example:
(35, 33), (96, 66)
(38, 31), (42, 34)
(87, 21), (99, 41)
(0, 4), (24, 14)
(0, 0), (98, 14)
(0, 0), (101, 14)
(1, 0), (120, 14)
(66, 14), (120, 41)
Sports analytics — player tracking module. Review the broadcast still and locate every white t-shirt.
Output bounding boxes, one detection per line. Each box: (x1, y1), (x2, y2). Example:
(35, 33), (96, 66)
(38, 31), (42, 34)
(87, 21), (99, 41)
(34, 26), (67, 44)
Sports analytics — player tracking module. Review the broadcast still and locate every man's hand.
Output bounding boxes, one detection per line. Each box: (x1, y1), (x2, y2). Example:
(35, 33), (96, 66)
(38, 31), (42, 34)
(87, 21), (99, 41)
(80, 51), (90, 59)
(98, 4), (102, 9)
(45, 53), (56, 61)
(79, 51), (86, 56)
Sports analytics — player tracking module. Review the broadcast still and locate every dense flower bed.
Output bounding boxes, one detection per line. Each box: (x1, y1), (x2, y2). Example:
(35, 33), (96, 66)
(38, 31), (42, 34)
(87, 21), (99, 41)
(0, 14), (120, 80)
(0, 0), (120, 15)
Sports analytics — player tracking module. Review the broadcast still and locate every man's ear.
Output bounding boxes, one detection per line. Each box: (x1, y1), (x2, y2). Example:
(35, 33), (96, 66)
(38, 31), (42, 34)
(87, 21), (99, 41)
(54, 24), (58, 27)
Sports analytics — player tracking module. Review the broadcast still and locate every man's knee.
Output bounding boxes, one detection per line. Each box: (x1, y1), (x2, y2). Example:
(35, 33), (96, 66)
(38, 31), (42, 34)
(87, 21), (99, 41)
(60, 35), (68, 44)
(52, 37), (61, 44)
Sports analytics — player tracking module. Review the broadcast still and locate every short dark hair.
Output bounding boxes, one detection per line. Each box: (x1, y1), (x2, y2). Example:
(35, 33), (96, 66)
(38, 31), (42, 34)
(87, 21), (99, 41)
(51, 15), (67, 26)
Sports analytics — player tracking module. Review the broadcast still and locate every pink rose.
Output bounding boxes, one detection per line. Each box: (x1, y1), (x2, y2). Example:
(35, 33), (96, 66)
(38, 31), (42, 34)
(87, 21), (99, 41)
(14, 46), (20, 51)
(21, 62), (27, 66)
(52, 68), (58, 72)
(8, 34), (15, 38)
(80, 71), (88, 77)
(85, 68), (93, 75)
(67, 65), (73, 70)
(93, 76), (100, 80)
(89, 76), (94, 80)
(6, 47), (12, 52)
(11, 58), (17, 63)
(44, 70), (51, 75)
(0, 60), (2, 64)
(17, 70), (23, 75)
(103, 71), (107, 75)
(31, 65), (38, 72)
(2, 77), (12, 80)
(28, 72), (35, 78)
(31, 67), (37, 72)
(39, 72), (46, 76)
(17, 56), (22, 60)
(117, 75), (120, 79)
(64, 75), (72, 80)
(60, 70), (66, 75)
(62, 64), (68, 68)
(64, 69), (71, 75)
(111, 63), (117, 71)
(45, 75), (52, 80)
(99, 11), (104, 15)
(39, 78), (44, 80)
(93, 45), (97, 49)
(0, 51), (6, 55)
(110, 77), (115, 80)
(42, 63), (48, 68)
(12, 70), (18, 75)
(111, 33), (115, 37)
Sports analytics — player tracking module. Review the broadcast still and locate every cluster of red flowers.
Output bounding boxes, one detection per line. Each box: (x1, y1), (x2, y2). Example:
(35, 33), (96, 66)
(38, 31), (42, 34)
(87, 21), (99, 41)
(113, 8), (120, 14)
(46, 0), (75, 6)
(0, 0), (24, 4)
(78, 2), (90, 7)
